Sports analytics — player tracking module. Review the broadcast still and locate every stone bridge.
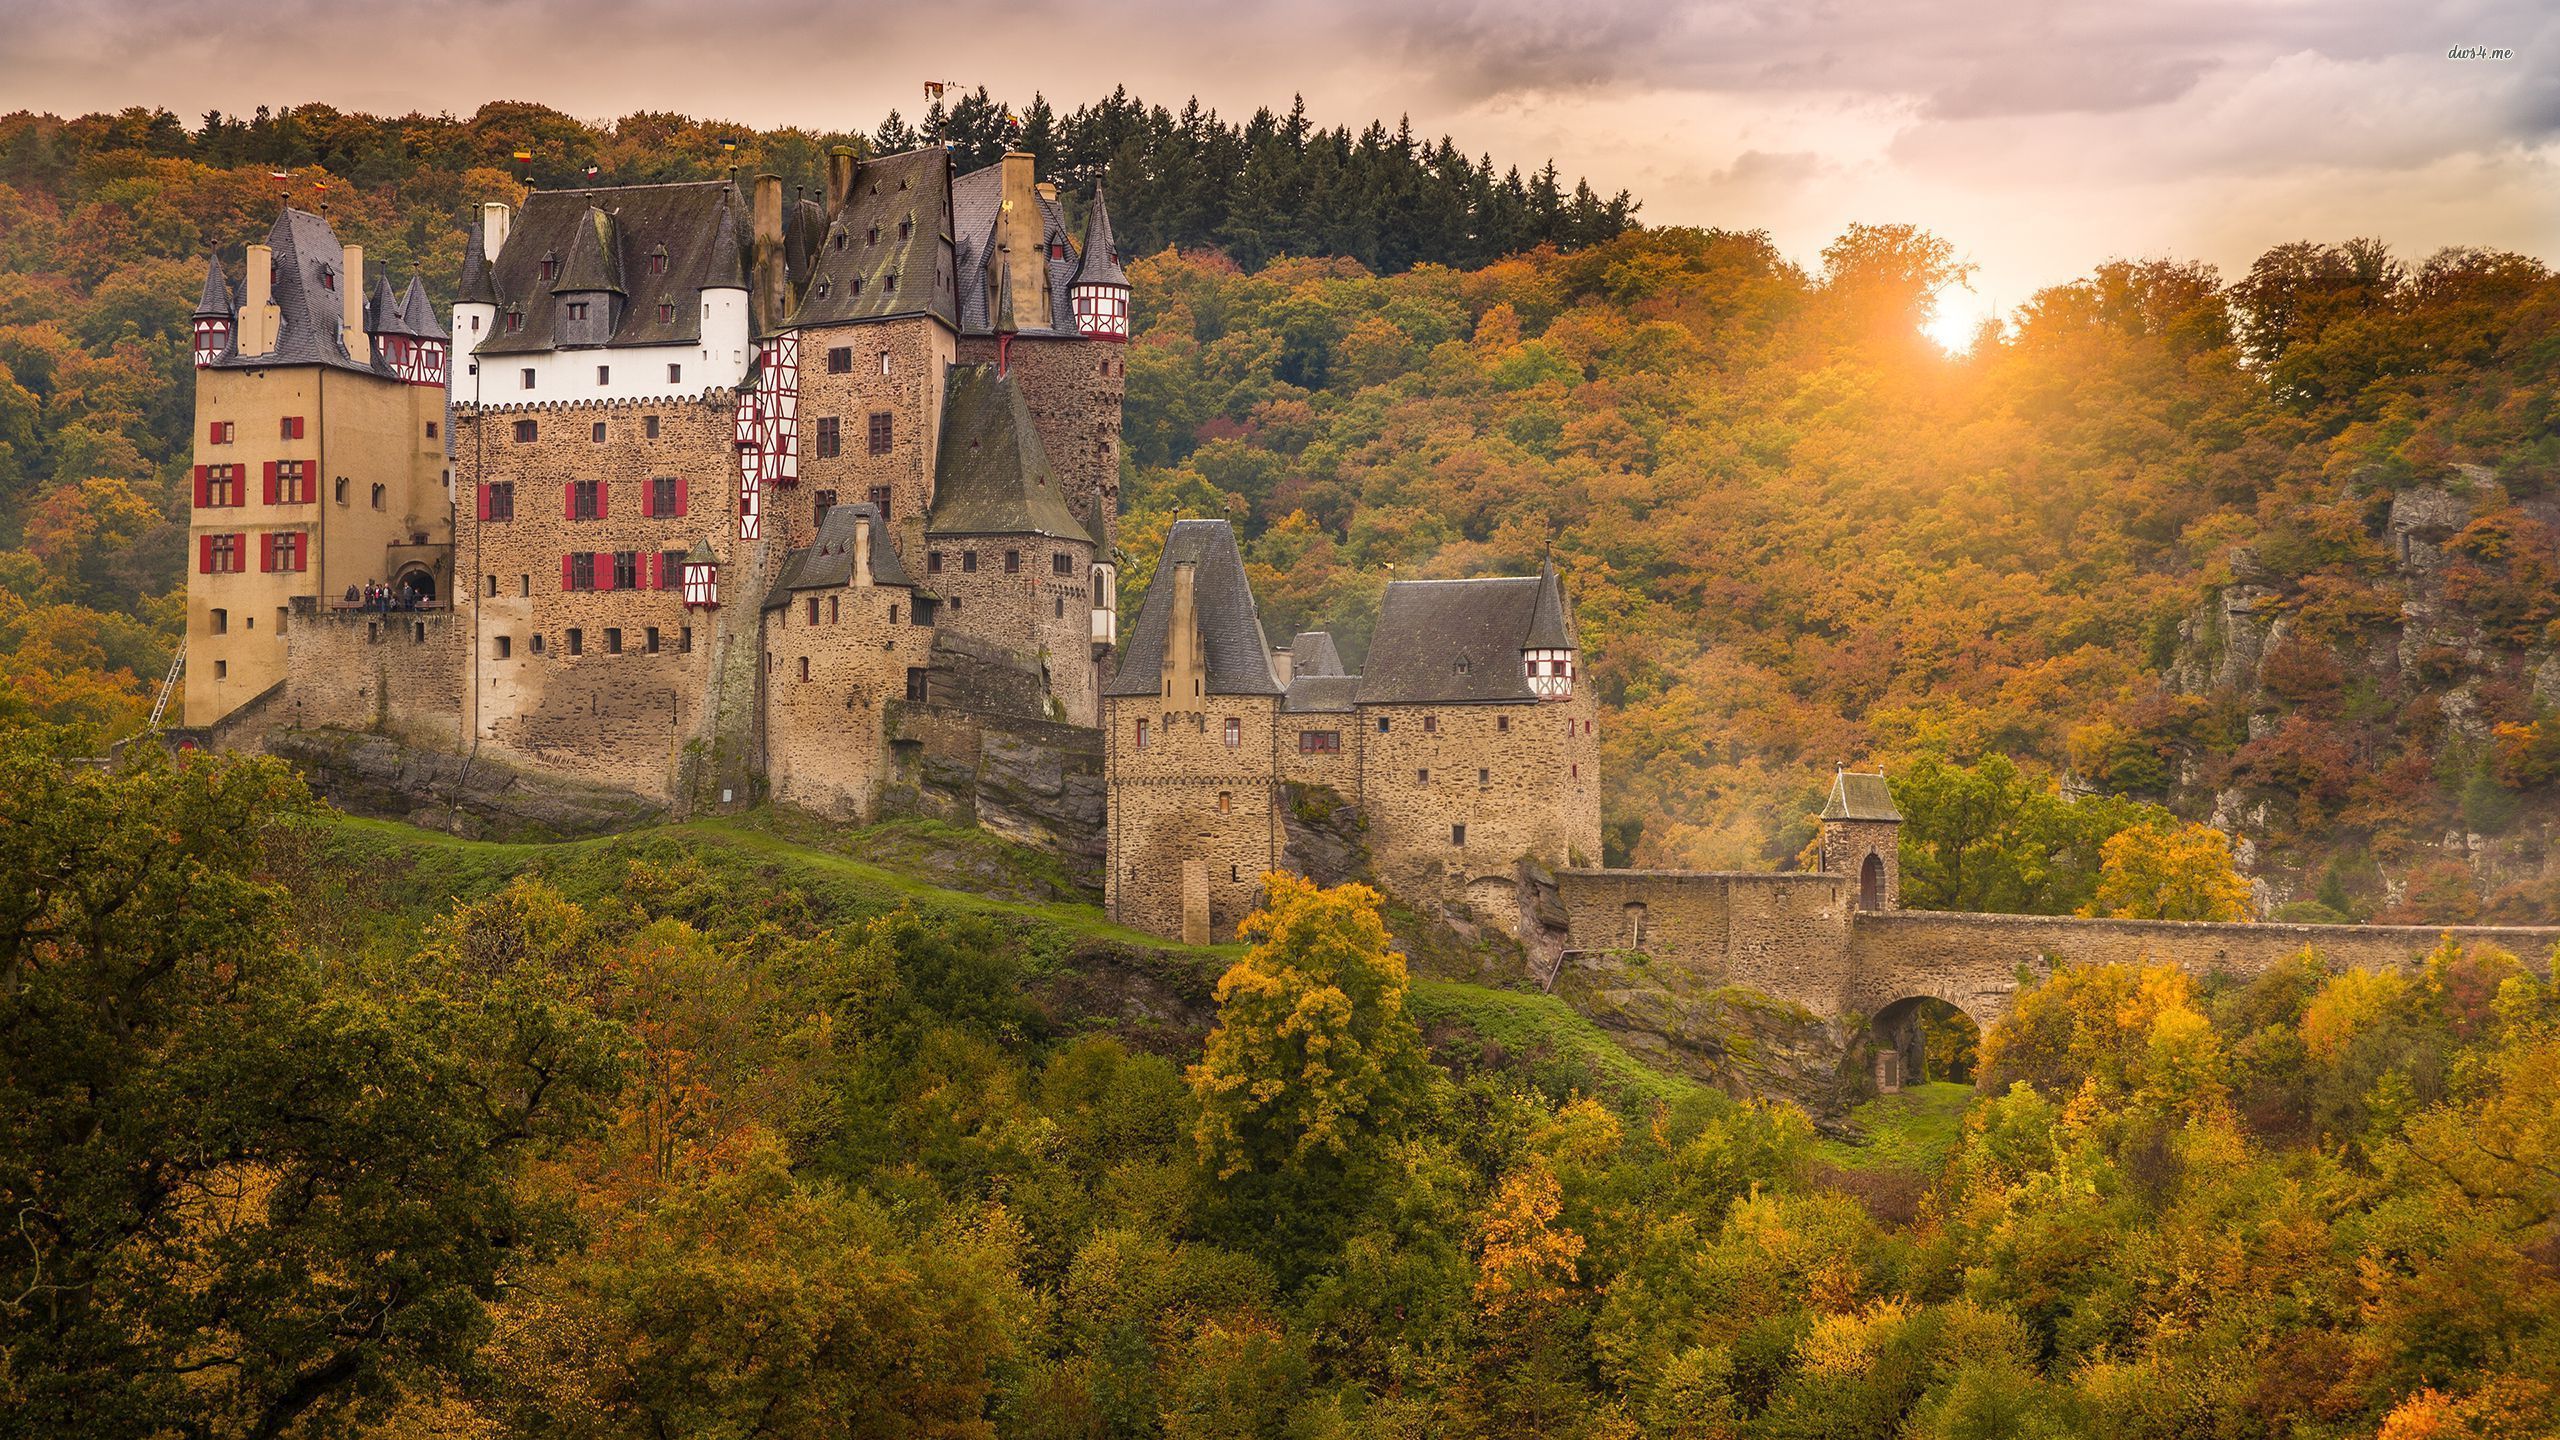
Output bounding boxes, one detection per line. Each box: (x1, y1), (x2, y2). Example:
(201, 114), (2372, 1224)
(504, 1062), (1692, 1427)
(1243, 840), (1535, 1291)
(1552, 868), (2560, 1037)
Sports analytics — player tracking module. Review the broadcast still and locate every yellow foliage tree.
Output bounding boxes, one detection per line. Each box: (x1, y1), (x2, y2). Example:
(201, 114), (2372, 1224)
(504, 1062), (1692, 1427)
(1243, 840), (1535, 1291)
(1474, 1159), (1585, 1317)
(1188, 874), (1424, 1180)
(2089, 821), (2252, 921)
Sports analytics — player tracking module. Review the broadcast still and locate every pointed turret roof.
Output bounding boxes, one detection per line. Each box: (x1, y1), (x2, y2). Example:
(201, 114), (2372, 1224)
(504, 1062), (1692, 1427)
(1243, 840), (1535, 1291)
(1526, 555), (1575, 650)
(400, 274), (448, 341)
(701, 201), (747, 291)
(456, 221), (499, 306)
(553, 205), (624, 293)
(925, 363), (1092, 543)
(366, 272), (402, 334)
(1071, 185), (1127, 289)
(194, 253), (234, 317)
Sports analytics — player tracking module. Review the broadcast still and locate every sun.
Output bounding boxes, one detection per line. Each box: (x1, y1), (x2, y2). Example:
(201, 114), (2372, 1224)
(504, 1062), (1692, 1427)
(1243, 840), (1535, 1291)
(1921, 290), (1993, 354)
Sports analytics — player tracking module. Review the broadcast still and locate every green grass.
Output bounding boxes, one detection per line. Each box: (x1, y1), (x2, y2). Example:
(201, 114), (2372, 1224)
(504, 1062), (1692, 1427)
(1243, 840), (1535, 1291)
(1813, 1081), (1977, 1174)
(306, 810), (1707, 1107)
(1408, 978), (1720, 1109)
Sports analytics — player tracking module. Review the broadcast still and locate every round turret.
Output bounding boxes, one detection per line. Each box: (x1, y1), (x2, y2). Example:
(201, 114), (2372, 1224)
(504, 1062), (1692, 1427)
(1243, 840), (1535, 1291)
(1068, 185), (1130, 341)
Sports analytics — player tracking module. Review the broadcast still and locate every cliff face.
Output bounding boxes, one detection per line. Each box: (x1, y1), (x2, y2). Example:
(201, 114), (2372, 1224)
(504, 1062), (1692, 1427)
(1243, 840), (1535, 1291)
(2163, 469), (2560, 922)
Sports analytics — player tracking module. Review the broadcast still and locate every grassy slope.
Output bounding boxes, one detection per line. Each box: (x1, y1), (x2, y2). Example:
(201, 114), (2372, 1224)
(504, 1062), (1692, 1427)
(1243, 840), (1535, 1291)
(1812, 1081), (1976, 1174)
(307, 811), (1712, 1107)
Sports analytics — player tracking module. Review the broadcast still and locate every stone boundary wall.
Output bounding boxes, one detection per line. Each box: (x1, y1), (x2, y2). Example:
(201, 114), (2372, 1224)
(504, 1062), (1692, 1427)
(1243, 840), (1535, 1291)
(1556, 869), (1855, 1016)
(1845, 910), (2560, 1024)
(275, 605), (467, 753)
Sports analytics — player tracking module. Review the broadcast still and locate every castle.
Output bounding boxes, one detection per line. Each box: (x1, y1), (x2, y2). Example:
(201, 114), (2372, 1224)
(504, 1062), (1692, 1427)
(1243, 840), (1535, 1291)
(184, 146), (1130, 819)
(179, 159), (2560, 1071)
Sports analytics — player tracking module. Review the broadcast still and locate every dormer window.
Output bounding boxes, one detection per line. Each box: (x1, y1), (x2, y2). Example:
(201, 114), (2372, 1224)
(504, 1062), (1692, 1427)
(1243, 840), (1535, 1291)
(318, 266), (334, 292)
(815, 282), (830, 299)
(538, 253), (558, 281)
(898, 217), (911, 240)
(505, 310), (523, 333)
(649, 245), (669, 275)
(566, 301), (588, 320)
(833, 232), (846, 251)
(884, 272), (898, 291)
(657, 302), (673, 322)
(850, 277), (863, 295)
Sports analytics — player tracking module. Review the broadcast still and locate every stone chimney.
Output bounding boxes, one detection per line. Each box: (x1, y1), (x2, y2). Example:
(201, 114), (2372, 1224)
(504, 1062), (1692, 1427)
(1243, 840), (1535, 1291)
(825, 146), (857, 213)
(241, 243), (274, 354)
(751, 174), (787, 333)
(341, 243), (369, 364)
(852, 512), (873, 588)
(997, 150), (1046, 327)
(478, 200), (513, 261)
(1164, 560), (1200, 708)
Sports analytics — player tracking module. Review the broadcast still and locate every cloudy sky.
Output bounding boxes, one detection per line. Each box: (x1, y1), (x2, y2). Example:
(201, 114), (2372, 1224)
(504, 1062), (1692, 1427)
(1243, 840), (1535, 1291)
(6, 0), (2553, 342)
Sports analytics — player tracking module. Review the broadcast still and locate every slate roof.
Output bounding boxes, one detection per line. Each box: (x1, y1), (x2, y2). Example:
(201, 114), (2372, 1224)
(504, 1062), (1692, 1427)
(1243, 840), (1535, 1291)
(473, 182), (741, 356)
(1355, 575), (1575, 705)
(398, 275), (448, 340)
(949, 159), (1080, 336)
(1286, 631), (1345, 676)
(194, 253), (234, 317)
(762, 502), (913, 607)
(1821, 771), (1903, 823)
(925, 363), (1092, 541)
(1103, 519), (1283, 699)
(701, 202), (746, 291)
(1526, 557), (1575, 649)
(553, 206), (625, 294)
(1071, 185), (1128, 289)
(1283, 675), (1361, 713)
(789, 146), (959, 331)
(213, 207), (377, 374)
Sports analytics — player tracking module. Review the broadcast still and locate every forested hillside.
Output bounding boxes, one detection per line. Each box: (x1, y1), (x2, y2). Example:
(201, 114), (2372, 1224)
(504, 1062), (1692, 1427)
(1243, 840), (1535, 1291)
(2, 100), (2556, 918)
(9, 731), (2558, 1436)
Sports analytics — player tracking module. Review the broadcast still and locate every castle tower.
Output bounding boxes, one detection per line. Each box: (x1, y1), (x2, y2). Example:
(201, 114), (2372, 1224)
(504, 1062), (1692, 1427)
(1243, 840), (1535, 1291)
(1820, 769), (1903, 911)
(1523, 554), (1577, 698)
(449, 207), (502, 375)
(1069, 186), (1130, 341)
(184, 207), (452, 727)
(551, 206), (625, 348)
(191, 255), (235, 367)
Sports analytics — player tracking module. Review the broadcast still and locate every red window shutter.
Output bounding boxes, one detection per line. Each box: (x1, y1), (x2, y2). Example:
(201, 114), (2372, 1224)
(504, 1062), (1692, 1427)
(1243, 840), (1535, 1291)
(262, 461), (278, 504)
(596, 480), (608, 518)
(639, 483), (652, 519)
(602, 553), (619, 592)
(193, 465), (210, 508)
(233, 534), (247, 571)
(565, 484), (577, 521)
(562, 553), (575, 590)
(475, 483), (490, 521)
(207, 420), (219, 443)
(676, 476), (688, 516)
(292, 416), (305, 439)
(259, 533), (275, 572)
(198, 534), (212, 573)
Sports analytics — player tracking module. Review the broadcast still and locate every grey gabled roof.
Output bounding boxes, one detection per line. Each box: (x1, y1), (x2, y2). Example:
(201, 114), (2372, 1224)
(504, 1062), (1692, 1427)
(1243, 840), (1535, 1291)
(1071, 185), (1128, 289)
(456, 221), (499, 306)
(788, 146), (958, 331)
(1287, 631), (1345, 676)
(951, 162), (1003, 334)
(1821, 771), (1903, 823)
(1283, 675), (1361, 713)
(924, 363), (1092, 542)
(194, 253), (234, 317)
(1356, 576), (1567, 705)
(762, 502), (912, 607)
(554, 206), (624, 294)
(474, 181), (734, 355)
(1104, 518), (1283, 699)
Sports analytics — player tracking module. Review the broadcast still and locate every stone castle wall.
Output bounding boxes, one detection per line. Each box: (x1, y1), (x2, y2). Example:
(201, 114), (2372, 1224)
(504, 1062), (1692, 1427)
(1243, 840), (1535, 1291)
(447, 395), (741, 802)
(924, 535), (1097, 725)
(274, 604), (467, 752)
(882, 701), (1106, 889)
(760, 570), (915, 820)
(793, 318), (953, 558)
(1359, 696), (1601, 928)
(1555, 870), (1857, 1016)
(1104, 696), (1284, 943)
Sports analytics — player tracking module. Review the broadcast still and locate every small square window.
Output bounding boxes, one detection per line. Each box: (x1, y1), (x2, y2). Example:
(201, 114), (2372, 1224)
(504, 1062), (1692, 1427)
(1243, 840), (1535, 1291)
(597, 365), (611, 385)
(513, 420), (537, 443)
(591, 421), (606, 443)
(644, 416), (660, 438)
(520, 368), (536, 389)
(827, 346), (852, 373)
(1452, 823), (1467, 847)
(605, 628), (622, 655)
(1378, 717), (1391, 733)
(1497, 715), (1511, 733)
(495, 635), (512, 659)
(567, 627), (584, 655)
(667, 363), (682, 383)
(1004, 549), (1021, 574)
(961, 551), (978, 574)
(645, 626), (660, 654)
(531, 633), (545, 654)
(1417, 769), (1430, 784)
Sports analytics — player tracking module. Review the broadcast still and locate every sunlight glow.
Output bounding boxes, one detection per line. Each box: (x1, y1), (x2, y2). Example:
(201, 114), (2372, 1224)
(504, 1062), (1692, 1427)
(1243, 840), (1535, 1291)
(1922, 288), (1995, 354)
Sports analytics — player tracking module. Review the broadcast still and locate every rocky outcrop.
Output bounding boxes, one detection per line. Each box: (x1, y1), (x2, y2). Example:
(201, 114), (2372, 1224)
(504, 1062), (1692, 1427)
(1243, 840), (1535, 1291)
(266, 727), (665, 839)
(1279, 782), (1370, 887)
(1549, 947), (1867, 1125)
(880, 702), (1106, 895)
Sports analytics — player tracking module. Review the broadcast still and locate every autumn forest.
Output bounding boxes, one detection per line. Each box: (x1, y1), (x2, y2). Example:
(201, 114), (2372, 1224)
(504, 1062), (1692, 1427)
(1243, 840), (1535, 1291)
(3, 95), (2559, 1438)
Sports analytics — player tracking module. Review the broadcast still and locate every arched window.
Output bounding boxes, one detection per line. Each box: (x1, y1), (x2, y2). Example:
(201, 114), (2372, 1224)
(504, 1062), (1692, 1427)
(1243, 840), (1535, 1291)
(1859, 853), (1884, 911)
